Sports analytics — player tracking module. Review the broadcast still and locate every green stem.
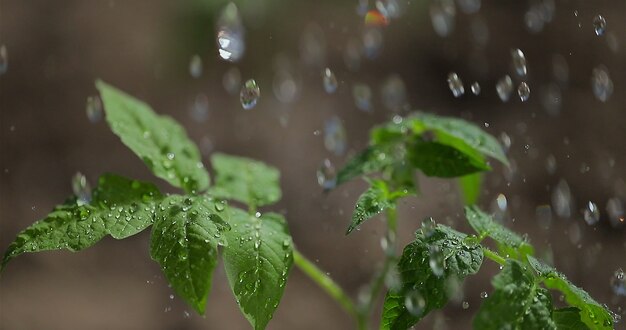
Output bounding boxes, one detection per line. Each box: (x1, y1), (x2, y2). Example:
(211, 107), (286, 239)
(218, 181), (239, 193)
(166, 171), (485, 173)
(292, 249), (359, 323)
(482, 247), (506, 266)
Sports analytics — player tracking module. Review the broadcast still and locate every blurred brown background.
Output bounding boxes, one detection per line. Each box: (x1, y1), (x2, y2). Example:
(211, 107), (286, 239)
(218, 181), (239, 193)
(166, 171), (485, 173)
(1, 0), (624, 329)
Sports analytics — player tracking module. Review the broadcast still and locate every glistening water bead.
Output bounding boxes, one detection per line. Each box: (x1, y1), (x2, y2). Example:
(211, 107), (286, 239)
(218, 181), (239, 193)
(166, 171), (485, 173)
(496, 75), (513, 102)
(471, 82), (481, 95)
(240, 79), (260, 110)
(189, 55), (203, 78)
(72, 172), (92, 206)
(216, 2), (245, 62)
(322, 68), (338, 94)
(593, 15), (607, 36)
(583, 201), (600, 225)
(591, 66), (613, 102)
(86, 95), (103, 123)
(0, 45), (7, 75)
(447, 72), (464, 97)
(316, 159), (337, 190)
(511, 48), (527, 76)
(518, 82), (530, 102)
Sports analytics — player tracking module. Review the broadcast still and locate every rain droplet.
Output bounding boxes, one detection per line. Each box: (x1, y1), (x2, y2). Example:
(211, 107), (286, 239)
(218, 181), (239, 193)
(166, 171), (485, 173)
(462, 301), (470, 309)
(583, 201), (600, 225)
(86, 95), (103, 123)
(317, 159), (337, 190)
(322, 68), (338, 94)
(591, 65), (613, 102)
(421, 217), (437, 237)
(222, 67), (241, 95)
(189, 93), (209, 122)
(428, 246), (445, 277)
(496, 193), (508, 212)
(72, 172), (91, 206)
(324, 116), (347, 156)
(169, 294), (174, 300)
(404, 291), (426, 316)
(511, 48), (527, 77)
(470, 82), (481, 95)
(430, 0), (456, 37)
(216, 2), (245, 62)
(611, 268), (626, 297)
(189, 54), (203, 78)
(518, 82), (530, 102)
(380, 74), (407, 112)
(240, 79), (260, 110)
(273, 68), (299, 104)
(552, 179), (573, 218)
(496, 75), (513, 102)
(447, 72), (464, 97)
(593, 15), (607, 36)
(353, 83), (373, 112)
(480, 291), (488, 299)
(0, 45), (7, 75)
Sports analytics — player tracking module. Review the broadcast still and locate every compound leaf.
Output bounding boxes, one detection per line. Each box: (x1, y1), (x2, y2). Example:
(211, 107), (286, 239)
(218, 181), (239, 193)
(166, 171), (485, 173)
(381, 225), (483, 330)
(474, 259), (556, 329)
(209, 153), (281, 208)
(96, 80), (209, 194)
(527, 256), (614, 329)
(222, 209), (294, 330)
(150, 195), (230, 315)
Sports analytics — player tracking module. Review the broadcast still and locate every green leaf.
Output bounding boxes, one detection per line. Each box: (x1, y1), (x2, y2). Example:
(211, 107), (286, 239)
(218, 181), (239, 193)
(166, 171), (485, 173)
(381, 225), (483, 330)
(222, 208), (294, 330)
(464, 205), (534, 257)
(527, 256), (615, 329)
(474, 259), (556, 329)
(150, 195), (230, 314)
(407, 140), (490, 178)
(209, 153), (281, 208)
(96, 80), (209, 194)
(93, 173), (162, 239)
(459, 173), (482, 205)
(335, 145), (398, 186)
(414, 113), (509, 166)
(1, 173), (161, 271)
(553, 308), (591, 330)
(348, 180), (394, 234)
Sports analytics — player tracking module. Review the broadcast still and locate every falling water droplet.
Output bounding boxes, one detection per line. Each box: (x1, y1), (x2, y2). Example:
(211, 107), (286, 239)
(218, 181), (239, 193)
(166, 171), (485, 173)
(240, 79), (260, 110)
(189, 55), (203, 78)
(421, 217), (437, 237)
(72, 172), (91, 206)
(583, 201), (600, 225)
(591, 65), (613, 102)
(222, 67), (242, 95)
(428, 246), (445, 276)
(496, 75), (513, 102)
(322, 68), (338, 94)
(316, 159), (337, 190)
(511, 48), (527, 76)
(0, 45), (7, 75)
(552, 179), (573, 218)
(86, 95), (103, 123)
(430, 0), (456, 37)
(518, 82), (530, 102)
(324, 116), (347, 156)
(189, 93), (209, 122)
(462, 301), (470, 309)
(593, 15), (607, 36)
(380, 74), (407, 112)
(273, 68), (299, 104)
(470, 82), (481, 95)
(404, 291), (426, 316)
(353, 83), (373, 112)
(216, 2), (245, 62)
(480, 291), (488, 299)
(447, 72), (464, 97)
(611, 268), (626, 297)
(496, 193), (508, 212)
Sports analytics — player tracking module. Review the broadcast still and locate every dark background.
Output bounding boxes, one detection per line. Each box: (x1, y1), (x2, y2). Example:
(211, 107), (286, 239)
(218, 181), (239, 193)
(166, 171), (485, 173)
(1, 1), (624, 329)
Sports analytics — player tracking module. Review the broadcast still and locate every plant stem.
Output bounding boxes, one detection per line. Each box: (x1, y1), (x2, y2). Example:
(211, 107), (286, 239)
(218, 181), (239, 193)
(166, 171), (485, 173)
(482, 247), (506, 266)
(292, 249), (360, 323)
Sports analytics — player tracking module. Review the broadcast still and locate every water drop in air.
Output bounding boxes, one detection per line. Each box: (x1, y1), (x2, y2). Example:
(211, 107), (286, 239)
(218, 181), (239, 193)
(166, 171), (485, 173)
(324, 116), (347, 156)
(189, 93), (209, 122)
(189, 55), (203, 78)
(380, 74), (407, 112)
(518, 82), (530, 102)
(273, 68), (299, 104)
(480, 291), (488, 299)
(352, 83), (373, 112)
(72, 172), (91, 206)
(216, 2), (245, 62)
(223, 67), (242, 95)
(317, 159), (337, 190)
(430, 0), (456, 37)
(611, 268), (626, 297)
(591, 65), (613, 102)
(86, 95), (103, 123)
(428, 246), (445, 277)
(496, 75), (513, 102)
(447, 72), (464, 97)
(0, 45), (7, 75)
(322, 68), (338, 94)
(462, 301), (470, 309)
(404, 291), (426, 316)
(511, 48), (527, 76)
(583, 201), (600, 225)
(552, 179), (573, 218)
(470, 82), (480, 95)
(240, 79), (260, 110)
(593, 15), (607, 36)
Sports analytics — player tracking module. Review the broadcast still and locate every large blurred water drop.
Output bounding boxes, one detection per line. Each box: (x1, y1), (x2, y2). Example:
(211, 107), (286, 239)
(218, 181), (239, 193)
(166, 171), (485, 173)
(583, 201), (600, 225)
(222, 67), (241, 95)
(470, 82), (481, 95)
(552, 179), (573, 218)
(322, 68), (338, 94)
(404, 291), (426, 316)
(189, 55), (203, 78)
(591, 65), (613, 102)
(496, 75), (513, 102)
(511, 48), (527, 77)
(518, 82), (530, 102)
(430, 0), (456, 37)
(593, 15), (607, 36)
(324, 116), (347, 156)
(317, 159), (337, 190)
(189, 93), (209, 122)
(273, 68), (299, 104)
(380, 74), (407, 112)
(353, 83), (373, 112)
(0, 45), (7, 75)
(72, 172), (91, 206)
(447, 72), (464, 97)
(86, 95), (103, 123)
(240, 79), (260, 110)
(216, 2), (245, 62)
